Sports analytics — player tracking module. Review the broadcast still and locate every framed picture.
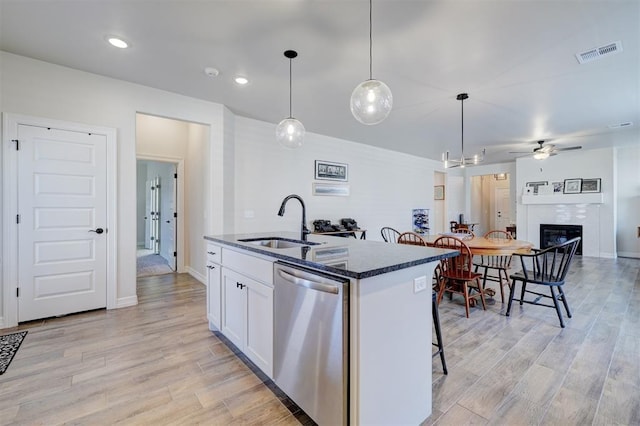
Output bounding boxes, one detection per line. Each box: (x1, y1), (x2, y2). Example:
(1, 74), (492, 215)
(312, 182), (350, 197)
(552, 181), (564, 193)
(412, 209), (429, 235)
(525, 181), (548, 194)
(581, 178), (601, 193)
(434, 185), (445, 200)
(315, 160), (348, 182)
(563, 178), (582, 194)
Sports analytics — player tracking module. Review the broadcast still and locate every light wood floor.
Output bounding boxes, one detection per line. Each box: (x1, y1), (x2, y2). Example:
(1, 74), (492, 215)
(0, 256), (638, 425)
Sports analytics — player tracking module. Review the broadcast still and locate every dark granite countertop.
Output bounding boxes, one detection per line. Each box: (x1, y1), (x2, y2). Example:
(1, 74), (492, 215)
(204, 231), (458, 280)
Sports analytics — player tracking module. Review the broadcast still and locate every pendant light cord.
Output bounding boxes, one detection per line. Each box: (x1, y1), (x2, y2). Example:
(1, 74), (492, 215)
(369, 0), (373, 80)
(289, 57), (293, 118)
(461, 96), (464, 157)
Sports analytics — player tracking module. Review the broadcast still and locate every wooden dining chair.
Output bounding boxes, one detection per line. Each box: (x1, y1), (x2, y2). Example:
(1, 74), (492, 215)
(433, 236), (486, 318)
(473, 230), (513, 302)
(397, 231), (427, 246)
(451, 228), (475, 240)
(506, 237), (580, 328)
(380, 226), (401, 243)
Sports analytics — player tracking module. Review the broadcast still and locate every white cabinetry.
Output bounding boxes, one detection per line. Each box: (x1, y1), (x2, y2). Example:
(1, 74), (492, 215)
(206, 243), (222, 330)
(211, 246), (274, 378)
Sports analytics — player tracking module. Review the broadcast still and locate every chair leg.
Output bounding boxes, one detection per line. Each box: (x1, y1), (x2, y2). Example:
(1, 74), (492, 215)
(498, 269), (507, 302)
(557, 286), (572, 318)
(476, 278), (486, 311)
(432, 295), (447, 374)
(506, 279), (517, 316)
(519, 280), (527, 306)
(463, 282), (471, 318)
(549, 286), (565, 328)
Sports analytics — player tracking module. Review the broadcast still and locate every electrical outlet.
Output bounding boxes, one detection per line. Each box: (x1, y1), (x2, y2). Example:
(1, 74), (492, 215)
(413, 276), (428, 293)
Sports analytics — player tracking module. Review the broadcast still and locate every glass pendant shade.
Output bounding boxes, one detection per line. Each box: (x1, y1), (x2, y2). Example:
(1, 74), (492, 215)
(276, 117), (305, 149)
(350, 79), (393, 125)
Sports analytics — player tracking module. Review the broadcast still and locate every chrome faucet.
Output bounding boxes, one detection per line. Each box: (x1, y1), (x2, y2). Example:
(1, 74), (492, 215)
(277, 194), (310, 241)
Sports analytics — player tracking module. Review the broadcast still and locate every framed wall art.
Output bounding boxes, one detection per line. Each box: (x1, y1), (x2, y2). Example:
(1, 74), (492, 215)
(552, 181), (564, 193)
(563, 178), (582, 194)
(314, 160), (348, 182)
(581, 178), (601, 193)
(525, 181), (548, 194)
(434, 185), (445, 200)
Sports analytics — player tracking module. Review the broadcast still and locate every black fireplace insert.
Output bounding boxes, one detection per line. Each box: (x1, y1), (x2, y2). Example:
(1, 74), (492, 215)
(540, 224), (583, 255)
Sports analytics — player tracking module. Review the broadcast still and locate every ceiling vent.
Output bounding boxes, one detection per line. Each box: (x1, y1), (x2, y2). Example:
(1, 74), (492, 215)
(576, 41), (623, 64)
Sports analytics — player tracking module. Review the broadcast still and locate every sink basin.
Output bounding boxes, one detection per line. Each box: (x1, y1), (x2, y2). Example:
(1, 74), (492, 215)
(237, 237), (321, 249)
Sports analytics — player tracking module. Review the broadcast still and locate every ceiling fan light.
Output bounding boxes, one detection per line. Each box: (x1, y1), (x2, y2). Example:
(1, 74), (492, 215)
(533, 151), (550, 160)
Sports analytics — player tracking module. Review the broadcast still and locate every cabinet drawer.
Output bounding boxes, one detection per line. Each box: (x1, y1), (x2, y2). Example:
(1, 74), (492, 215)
(206, 243), (222, 264)
(223, 248), (273, 286)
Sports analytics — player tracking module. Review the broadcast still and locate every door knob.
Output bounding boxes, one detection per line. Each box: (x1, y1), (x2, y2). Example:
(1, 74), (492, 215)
(89, 228), (104, 234)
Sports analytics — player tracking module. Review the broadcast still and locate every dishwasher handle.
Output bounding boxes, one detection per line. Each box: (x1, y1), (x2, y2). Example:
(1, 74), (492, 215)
(277, 269), (340, 294)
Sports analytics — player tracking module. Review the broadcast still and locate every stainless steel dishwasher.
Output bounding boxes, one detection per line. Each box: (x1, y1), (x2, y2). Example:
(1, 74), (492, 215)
(273, 261), (349, 426)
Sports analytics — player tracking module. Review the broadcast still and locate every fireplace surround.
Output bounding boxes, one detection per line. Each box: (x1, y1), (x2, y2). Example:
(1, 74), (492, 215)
(540, 224), (583, 255)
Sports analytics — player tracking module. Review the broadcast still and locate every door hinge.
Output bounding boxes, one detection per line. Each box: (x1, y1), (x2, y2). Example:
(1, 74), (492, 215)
(12, 139), (19, 150)
(173, 251), (177, 257)
(16, 214), (20, 224)
(173, 212), (177, 218)
(16, 288), (20, 297)
(174, 173), (177, 179)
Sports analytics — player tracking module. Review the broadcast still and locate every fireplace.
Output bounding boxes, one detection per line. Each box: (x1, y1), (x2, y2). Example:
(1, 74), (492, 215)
(540, 224), (583, 255)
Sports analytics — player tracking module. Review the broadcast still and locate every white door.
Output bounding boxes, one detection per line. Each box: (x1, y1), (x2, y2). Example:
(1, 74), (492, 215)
(17, 124), (108, 322)
(494, 187), (511, 232)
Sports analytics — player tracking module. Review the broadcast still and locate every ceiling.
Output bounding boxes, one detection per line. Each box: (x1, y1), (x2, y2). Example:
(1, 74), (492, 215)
(1, 0), (638, 165)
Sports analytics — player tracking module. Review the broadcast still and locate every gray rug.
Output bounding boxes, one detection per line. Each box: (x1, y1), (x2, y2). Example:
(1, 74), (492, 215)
(137, 254), (173, 277)
(0, 330), (27, 375)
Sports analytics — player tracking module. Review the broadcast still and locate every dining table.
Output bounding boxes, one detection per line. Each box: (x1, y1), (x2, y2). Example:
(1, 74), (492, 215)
(419, 234), (534, 256)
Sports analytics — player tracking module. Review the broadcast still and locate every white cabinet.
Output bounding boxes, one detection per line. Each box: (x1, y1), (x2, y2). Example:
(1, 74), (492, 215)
(206, 243), (222, 330)
(221, 266), (273, 377)
(205, 245), (274, 378)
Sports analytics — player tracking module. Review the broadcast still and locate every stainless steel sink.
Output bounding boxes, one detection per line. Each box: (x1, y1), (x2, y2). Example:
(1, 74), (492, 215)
(237, 237), (320, 249)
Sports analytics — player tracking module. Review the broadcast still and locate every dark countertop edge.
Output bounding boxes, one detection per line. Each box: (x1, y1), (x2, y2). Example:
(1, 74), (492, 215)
(204, 234), (458, 280)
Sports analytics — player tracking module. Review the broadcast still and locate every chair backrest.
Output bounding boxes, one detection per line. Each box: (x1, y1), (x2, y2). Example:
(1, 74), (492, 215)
(449, 221), (458, 232)
(397, 231), (427, 246)
(433, 236), (474, 278)
(483, 230), (513, 240)
(479, 229), (513, 267)
(518, 237), (581, 284)
(380, 226), (401, 243)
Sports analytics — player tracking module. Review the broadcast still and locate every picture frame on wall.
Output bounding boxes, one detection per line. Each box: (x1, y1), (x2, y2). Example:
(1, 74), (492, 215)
(552, 181), (564, 193)
(563, 178), (582, 194)
(525, 181), (548, 194)
(314, 160), (348, 182)
(434, 185), (445, 200)
(581, 178), (601, 193)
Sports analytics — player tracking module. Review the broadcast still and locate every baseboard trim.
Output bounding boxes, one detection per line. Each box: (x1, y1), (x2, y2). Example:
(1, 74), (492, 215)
(115, 295), (138, 309)
(187, 267), (206, 285)
(617, 251), (640, 259)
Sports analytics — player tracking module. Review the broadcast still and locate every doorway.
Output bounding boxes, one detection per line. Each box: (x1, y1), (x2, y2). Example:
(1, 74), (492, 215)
(470, 173), (512, 236)
(136, 160), (177, 277)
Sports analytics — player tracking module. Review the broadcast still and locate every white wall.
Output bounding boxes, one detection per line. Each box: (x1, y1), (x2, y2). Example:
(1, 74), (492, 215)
(0, 52), (227, 320)
(616, 145), (640, 258)
(232, 116), (443, 240)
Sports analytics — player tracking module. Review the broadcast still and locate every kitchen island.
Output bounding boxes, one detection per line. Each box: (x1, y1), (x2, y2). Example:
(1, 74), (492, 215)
(204, 231), (457, 425)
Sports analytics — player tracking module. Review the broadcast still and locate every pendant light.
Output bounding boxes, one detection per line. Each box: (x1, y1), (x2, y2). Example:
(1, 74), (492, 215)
(350, 0), (392, 125)
(442, 93), (485, 168)
(276, 50), (305, 148)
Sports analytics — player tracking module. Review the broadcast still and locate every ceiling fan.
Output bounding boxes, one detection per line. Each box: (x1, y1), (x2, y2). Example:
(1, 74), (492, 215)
(509, 140), (582, 160)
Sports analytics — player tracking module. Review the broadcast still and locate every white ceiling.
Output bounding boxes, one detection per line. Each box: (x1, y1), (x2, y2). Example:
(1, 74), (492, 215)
(1, 0), (638, 164)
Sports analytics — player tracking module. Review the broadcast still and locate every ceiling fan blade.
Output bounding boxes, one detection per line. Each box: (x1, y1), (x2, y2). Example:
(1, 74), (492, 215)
(508, 151), (533, 154)
(556, 146), (582, 151)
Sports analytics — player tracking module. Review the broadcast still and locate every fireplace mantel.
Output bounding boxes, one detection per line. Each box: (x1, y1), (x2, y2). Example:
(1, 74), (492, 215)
(521, 193), (604, 205)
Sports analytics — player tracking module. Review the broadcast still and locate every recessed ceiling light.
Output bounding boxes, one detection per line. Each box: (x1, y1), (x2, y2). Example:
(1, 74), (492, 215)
(107, 36), (129, 49)
(234, 76), (249, 85)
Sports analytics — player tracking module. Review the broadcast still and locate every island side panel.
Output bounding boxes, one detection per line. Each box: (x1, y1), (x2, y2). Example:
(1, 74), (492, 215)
(350, 263), (435, 424)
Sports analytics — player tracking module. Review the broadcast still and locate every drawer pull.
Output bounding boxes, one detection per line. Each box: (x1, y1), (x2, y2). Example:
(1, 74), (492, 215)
(207, 251), (216, 255)
(207, 265), (215, 269)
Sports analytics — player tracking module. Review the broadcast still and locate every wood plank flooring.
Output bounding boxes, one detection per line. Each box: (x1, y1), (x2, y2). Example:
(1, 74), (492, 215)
(0, 256), (638, 425)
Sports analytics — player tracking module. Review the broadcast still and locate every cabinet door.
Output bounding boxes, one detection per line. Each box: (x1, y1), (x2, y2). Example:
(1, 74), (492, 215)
(245, 278), (274, 377)
(221, 268), (246, 349)
(206, 261), (221, 330)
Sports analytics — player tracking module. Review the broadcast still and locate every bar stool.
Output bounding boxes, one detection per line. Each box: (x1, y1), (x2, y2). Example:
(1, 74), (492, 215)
(432, 290), (448, 374)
